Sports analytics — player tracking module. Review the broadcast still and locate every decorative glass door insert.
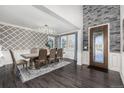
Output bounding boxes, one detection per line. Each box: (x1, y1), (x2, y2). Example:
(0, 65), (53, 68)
(93, 32), (104, 63)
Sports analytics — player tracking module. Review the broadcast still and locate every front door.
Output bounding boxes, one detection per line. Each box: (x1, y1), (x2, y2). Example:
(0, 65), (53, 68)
(90, 24), (108, 69)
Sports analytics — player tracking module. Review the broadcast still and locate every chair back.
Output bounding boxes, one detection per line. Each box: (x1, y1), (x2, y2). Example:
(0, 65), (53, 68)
(57, 48), (63, 58)
(38, 49), (47, 60)
(49, 48), (56, 59)
(9, 49), (17, 75)
(31, 48), (38, 53)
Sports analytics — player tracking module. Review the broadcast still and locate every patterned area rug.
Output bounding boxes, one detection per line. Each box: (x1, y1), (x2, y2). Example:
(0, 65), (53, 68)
(18, 61), (71, 83)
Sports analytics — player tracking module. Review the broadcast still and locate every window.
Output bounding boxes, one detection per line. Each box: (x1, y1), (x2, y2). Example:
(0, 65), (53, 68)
(61, 34), (75, 49)
(60, 34), (76, 59)
(61, 36), (67, 48)
(48, 36), (55, 48)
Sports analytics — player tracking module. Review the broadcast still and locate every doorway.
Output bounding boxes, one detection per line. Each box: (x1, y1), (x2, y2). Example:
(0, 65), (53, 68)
(90, 24), (108, 69)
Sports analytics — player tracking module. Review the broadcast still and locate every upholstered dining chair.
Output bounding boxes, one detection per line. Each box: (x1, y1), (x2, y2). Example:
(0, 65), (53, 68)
(56, 48), (63, 62)
(31, 48), (39, 53)
(34, 49), (48, 69)
(30, 48), (39, 67)
(9, 50), (28, 78)
(48, 48), (56, 63)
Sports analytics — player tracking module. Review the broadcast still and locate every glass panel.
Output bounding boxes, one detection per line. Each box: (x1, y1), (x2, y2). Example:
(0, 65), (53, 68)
(61, 34), (75, 49)
(93, 32), (104, 63)
(60, 34), (75, 59)
(61, 36), (67, 48)
(67, 34), (75, 49)
(48, 36), (55, 48)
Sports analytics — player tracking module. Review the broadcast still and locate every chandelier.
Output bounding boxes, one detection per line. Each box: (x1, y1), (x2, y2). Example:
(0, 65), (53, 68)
(35, 25), (56, 35)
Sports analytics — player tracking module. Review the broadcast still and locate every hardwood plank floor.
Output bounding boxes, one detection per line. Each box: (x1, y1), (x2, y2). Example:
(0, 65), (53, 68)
(0, 60), (123, 88)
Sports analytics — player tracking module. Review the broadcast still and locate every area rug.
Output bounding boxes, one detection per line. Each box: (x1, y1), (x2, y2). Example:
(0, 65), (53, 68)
(18, 61), (71, 83)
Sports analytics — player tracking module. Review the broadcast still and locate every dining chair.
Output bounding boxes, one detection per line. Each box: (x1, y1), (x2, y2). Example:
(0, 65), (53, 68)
(34, 49), (48, 69)
(31, 48), (39, 53)
(56, 48), (63, 62)
(48, 48), (56, 63)
(9, 49), (28, 78)
(30, 48), (39, 67)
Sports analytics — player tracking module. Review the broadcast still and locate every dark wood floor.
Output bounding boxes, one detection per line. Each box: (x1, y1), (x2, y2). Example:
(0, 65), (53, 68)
(0, 61), (124, 88)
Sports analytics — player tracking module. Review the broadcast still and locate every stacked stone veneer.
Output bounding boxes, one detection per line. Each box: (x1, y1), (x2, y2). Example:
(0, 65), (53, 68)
(83, 5), (120, 52)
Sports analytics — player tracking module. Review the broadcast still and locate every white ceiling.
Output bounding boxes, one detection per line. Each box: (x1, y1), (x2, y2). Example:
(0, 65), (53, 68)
(0, 5), (83, 34)
(44, 5), (83, 28)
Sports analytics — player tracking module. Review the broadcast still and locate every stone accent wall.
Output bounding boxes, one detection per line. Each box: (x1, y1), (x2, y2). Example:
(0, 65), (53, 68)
(0, 23), (48, 50)
(83, 5), (120, 52)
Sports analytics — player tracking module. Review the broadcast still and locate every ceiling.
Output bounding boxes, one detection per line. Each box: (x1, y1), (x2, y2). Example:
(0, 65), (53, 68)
(0, 5), (83, 34)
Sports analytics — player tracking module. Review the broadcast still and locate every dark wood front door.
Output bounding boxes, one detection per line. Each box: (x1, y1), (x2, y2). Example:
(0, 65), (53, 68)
(90, 24), (108, 69)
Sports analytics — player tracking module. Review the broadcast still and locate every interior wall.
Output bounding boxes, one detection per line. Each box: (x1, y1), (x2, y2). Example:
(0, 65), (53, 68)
(82, 5), (121, 72)
(0, 23), (48, 50)
(0, 22), (59, 67)
(83, 5), (120, 52)
(77, 29), (83, 65)
(120, 5), (124, 84)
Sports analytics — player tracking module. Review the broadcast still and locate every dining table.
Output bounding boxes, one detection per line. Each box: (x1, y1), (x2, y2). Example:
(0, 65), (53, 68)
(21, 51), (65, 69)
(21, 53), (49, 69)
(21, 53), (39, 59)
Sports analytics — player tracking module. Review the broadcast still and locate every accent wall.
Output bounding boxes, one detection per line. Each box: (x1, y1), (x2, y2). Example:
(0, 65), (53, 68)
(83, 5), (120, 52)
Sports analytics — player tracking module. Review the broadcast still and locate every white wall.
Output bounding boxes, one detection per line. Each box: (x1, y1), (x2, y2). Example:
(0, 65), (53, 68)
(121, 53), (124, 84)
(82, 51), (89, 65)
(120, 5), (124, 84)
(0, 50), (30, 67)
(63, 48), (75, 59)
(77, 29), (83, 65)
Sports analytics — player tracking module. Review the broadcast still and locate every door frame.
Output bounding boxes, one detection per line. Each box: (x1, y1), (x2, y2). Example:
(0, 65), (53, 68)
(88, 23), (110, 69)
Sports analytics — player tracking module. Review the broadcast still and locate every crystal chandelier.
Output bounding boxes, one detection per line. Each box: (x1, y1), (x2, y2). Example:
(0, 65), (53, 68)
(35, 25), (56, 35)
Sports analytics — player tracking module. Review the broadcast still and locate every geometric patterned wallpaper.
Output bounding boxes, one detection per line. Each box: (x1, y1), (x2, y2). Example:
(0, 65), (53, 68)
(0, 23), (48, 50)
(83, 5), (120, 52)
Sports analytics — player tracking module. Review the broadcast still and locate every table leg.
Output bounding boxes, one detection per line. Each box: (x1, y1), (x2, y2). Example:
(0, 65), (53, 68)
(29, 58), (36, 69)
